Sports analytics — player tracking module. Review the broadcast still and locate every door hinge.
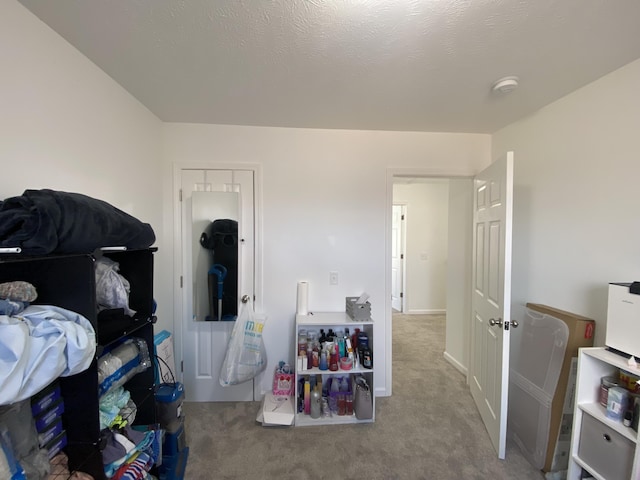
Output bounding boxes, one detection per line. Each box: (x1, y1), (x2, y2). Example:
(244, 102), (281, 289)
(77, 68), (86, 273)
(181, 361), (184, 373)
(180, 276), (183, 288)
(400, 292), (403, 298)
(401, 214), (405, 220)
(400, 254), (404, 259)
(179, 189), (182, 202)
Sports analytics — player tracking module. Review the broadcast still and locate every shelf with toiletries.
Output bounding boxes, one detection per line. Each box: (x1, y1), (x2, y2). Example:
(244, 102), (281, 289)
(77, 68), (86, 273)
(567, 347), (640, 480)
(294, 312), (375, 426)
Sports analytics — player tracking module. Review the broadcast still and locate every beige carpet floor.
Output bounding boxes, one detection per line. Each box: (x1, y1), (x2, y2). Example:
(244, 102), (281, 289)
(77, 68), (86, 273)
(182, 313), (545, 479)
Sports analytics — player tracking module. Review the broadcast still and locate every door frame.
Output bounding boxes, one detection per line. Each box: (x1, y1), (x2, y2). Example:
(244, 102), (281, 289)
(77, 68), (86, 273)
(385, 166), (477, 396)
(172, 162), (263, 398)
(391, 203), (407, 313)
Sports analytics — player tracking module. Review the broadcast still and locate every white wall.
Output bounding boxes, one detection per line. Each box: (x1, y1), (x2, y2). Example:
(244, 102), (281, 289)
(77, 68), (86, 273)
(0, 1), (166, 319)
(493, 58), (640, 347)
(445, 178), (473, 375)
(1, 0), (492, 397)
(162, 124), (491, 395)
(393, 181), (449, 313)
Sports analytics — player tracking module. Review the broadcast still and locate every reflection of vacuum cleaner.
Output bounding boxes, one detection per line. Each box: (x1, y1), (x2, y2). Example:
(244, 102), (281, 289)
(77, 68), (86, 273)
(200, 219), (238, 321)
(208, 264), (227, 321)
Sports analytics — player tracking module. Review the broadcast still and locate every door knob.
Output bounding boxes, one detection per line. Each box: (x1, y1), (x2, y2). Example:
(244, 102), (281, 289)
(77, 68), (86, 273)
(241, 294), (251, 304)
(510, 320), (519, 328)
(489, 318), (503, 327)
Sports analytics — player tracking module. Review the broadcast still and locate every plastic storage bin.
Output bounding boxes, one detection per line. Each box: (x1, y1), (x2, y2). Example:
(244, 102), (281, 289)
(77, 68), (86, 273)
(508, 307), (569, 469)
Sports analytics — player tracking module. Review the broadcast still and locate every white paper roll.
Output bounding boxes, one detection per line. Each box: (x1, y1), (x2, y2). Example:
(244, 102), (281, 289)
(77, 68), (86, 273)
(297, 281), (309, 315)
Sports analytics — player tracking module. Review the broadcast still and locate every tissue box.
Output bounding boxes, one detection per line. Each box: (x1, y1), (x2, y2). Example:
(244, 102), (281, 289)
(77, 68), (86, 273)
(346, 297), (371, 321)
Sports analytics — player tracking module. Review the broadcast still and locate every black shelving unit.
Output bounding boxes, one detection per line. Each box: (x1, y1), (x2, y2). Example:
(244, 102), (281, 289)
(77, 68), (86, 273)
(0, 248), (158, 480)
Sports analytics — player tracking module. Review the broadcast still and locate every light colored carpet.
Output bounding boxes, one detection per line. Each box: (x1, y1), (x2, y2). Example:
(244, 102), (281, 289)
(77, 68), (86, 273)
(182, 314), (544, 479)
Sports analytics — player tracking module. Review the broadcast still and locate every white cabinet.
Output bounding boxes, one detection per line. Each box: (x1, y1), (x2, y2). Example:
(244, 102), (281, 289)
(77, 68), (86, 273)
(294, 312), (375, 426)
(568, 347), (640, 480)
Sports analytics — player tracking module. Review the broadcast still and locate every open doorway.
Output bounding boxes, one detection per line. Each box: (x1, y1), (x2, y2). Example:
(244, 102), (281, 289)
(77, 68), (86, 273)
(393, 178), (449, 315)
(385, 173), (473, 396)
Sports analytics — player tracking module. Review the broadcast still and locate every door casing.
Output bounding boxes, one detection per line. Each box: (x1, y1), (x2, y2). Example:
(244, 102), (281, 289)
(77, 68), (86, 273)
(385, 166), (478, 397)
(172, 163), (263, 401)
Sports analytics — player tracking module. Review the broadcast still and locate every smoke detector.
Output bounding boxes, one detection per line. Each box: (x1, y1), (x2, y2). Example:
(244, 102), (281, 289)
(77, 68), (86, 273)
(492, 76), (519, 94)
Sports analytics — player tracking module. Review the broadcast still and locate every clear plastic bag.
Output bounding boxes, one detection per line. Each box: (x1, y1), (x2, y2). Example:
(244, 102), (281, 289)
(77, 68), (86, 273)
(97, 338), (151, 397)
(0, 427), (26, 480)
(219, 299), (267, 386)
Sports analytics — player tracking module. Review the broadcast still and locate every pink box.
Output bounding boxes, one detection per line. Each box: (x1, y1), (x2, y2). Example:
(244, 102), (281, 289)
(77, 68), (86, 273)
(272, 372), (295, 396)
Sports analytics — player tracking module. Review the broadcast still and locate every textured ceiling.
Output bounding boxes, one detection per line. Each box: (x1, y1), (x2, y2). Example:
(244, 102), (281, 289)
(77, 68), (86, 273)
(18, 0), (640, 133)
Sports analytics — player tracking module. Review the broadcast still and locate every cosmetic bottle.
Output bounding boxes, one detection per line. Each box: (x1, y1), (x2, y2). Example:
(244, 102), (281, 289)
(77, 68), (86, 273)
(319, 351), (328, 370)
(312, 343), (319, 368)
(327, 329), (335, 342)
(310, 384), (321, 419)
(338, 337), (346, 358)
(304, 378), (311, 414)
(362, 345), (373, 369)
(352, 328), (360, 351)
(330, 376), (340, 394)
(329, 349), (339, 371)
(340, 376), (349, 392)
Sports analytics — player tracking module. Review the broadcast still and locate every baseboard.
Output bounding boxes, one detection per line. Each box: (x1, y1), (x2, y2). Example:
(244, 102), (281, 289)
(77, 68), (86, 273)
(405, 309), (446, 315)
(443, 351), (467, 376)
(374, 386), (389, 397)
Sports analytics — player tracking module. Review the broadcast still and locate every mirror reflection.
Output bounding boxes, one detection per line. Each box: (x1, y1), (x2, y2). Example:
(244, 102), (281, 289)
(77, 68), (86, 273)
(191, 191), (239, 321)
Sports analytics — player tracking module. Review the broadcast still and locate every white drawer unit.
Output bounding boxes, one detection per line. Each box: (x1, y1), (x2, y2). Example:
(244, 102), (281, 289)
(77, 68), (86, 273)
(568, 347), (640, 480)
(578, 414), (634, 480)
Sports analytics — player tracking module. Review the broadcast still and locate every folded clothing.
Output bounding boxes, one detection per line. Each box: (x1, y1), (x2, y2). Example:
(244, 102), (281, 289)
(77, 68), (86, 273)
(0, 300), (27, 317)
(0, 281), (36, 316)
(0, 282), (37, 303)
(102, 426), (156, 478)
(99, 387), (137, 430)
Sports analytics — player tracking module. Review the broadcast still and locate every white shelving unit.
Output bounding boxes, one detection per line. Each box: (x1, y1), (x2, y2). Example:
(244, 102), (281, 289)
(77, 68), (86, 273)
(568, 347), (640, 480)
(294, 312), (375, 427)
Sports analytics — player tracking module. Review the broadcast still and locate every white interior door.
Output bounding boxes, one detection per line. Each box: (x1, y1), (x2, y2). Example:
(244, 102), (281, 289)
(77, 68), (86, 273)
(180, 168), (255, 402)
(391, 205), (405, 312)
(469, 152), (514, 459)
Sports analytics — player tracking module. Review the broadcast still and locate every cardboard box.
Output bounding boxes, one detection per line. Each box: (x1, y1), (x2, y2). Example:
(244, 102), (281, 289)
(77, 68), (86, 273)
(154, 330), (177, 384)
(525, 303), (595, 473)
